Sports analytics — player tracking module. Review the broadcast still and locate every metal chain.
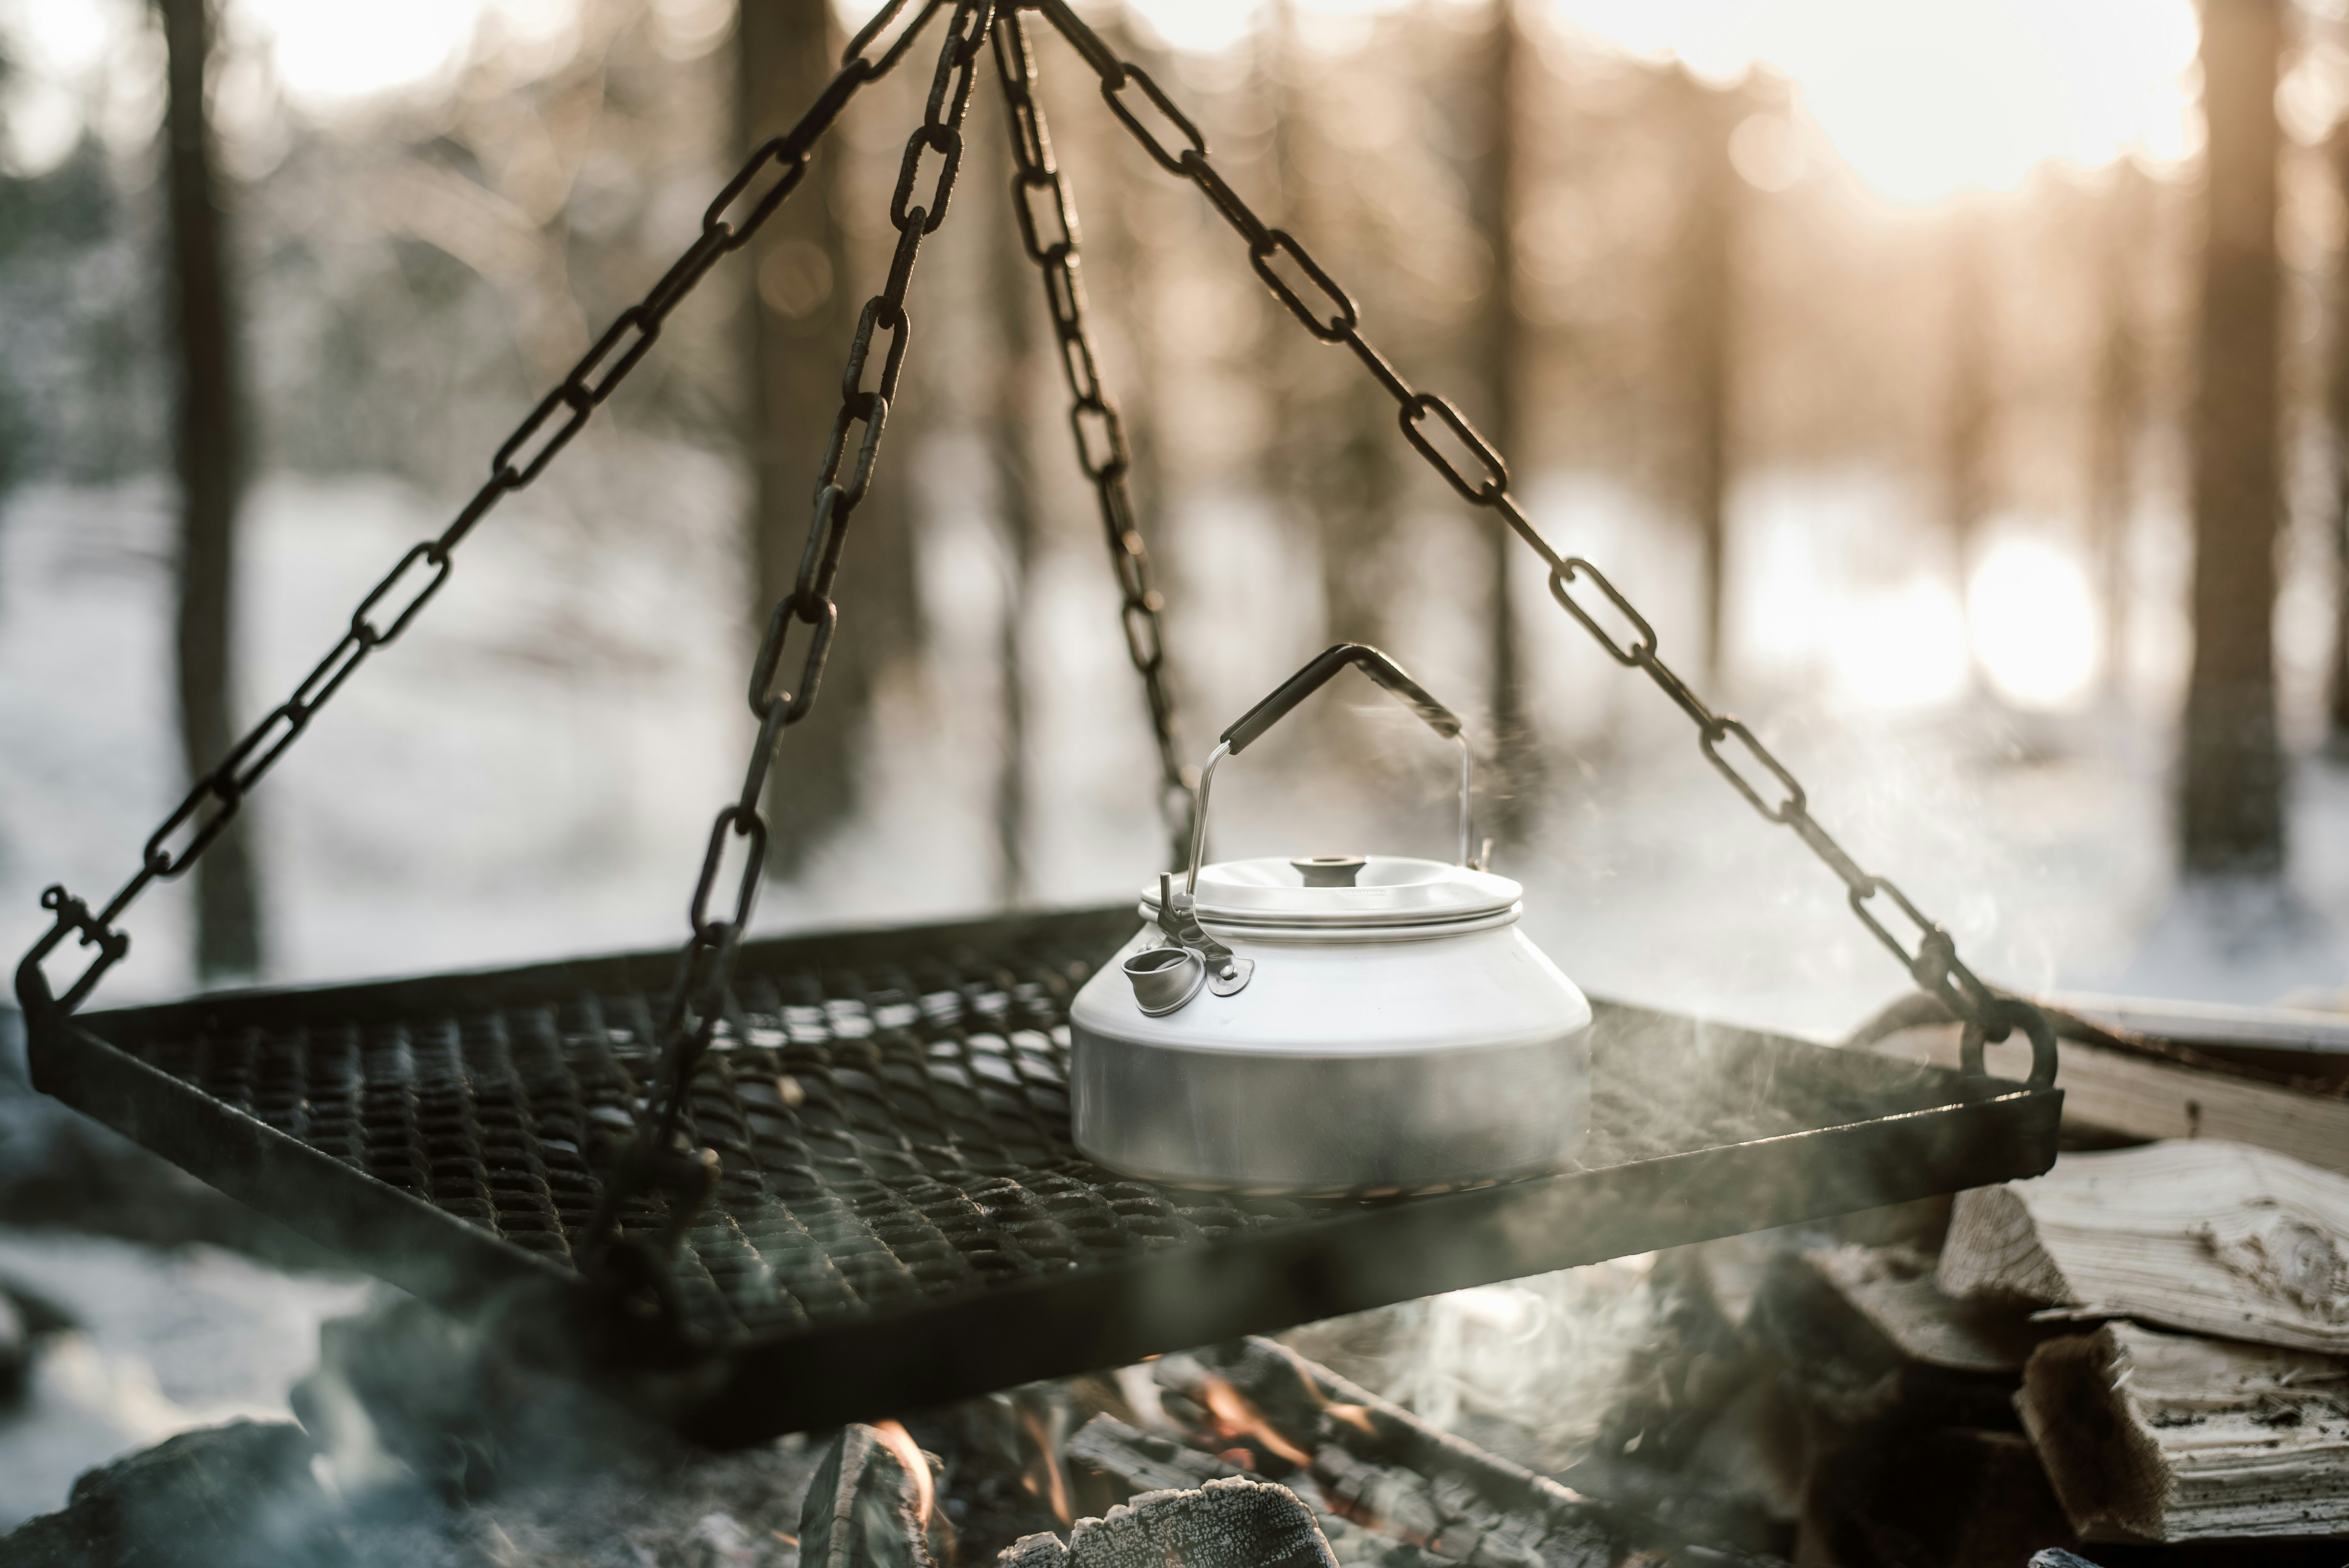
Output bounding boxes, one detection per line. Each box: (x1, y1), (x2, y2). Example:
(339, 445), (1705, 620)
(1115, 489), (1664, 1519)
(1023, 0), (2056, 1083)
(989, 12), (1191, 870)
(585, 0), (1002, 1301)
(14, 0), (952, 1025)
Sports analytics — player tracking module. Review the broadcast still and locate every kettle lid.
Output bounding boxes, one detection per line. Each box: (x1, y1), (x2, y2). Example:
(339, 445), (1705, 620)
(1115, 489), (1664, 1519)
(1142, 854), (1520, 932)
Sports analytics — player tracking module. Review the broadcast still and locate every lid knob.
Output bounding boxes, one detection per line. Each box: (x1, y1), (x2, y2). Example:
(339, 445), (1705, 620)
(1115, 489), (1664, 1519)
(1290, 855), (1367, 888)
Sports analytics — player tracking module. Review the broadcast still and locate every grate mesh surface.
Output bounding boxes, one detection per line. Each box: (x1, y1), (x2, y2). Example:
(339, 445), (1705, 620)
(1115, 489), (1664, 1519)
(98, 912), (1850, 1346)
(43, 906), (2058, 1438)
(114, 918), (1346, 1342)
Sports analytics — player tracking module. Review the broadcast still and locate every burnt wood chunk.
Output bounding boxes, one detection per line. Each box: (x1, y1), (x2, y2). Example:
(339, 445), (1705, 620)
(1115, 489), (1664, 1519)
(0, 1420), (339, 1568)
(1066, 1414), (1442, 1568)
(1939, 1141), (2349, 1356)
(1064, 1478), (1337, 1568)
(2019, 1321), (2349, 1541)
(1174, 1339), (1623, 1568)
(1804, 1243), (2045, 1374)
(801, 1424), (935, 1568)
(1800, 1424), (2079, 1568)
(998, 1532), (1072, 1568)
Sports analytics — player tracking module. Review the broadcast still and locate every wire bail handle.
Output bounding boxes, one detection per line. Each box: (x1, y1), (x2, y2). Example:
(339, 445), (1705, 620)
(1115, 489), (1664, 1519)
(1185, 642), (1472, 896)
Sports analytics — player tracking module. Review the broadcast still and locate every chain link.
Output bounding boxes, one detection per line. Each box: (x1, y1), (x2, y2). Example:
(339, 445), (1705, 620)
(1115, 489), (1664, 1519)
(15, 0), (954, 1025)
(583, 0), (1002, 1294)
(991, 11), (1192, 867)
(1025, 0), (2053, 1078)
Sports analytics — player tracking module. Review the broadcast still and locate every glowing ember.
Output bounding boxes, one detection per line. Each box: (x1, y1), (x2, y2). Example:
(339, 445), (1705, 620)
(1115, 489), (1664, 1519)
(1198, 1375), (1315, 1470)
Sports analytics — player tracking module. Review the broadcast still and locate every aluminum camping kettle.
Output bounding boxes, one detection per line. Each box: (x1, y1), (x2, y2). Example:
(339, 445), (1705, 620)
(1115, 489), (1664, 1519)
(1069, 644), (1592, 1194)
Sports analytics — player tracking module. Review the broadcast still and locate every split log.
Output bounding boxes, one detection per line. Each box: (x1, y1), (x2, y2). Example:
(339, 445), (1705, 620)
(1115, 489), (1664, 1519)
(1869, 1020), (2349, 1176)
(800, 1424), (935, 1568)
(1751, 1245), (2035, 1435)
(1939, 1140), (2349, 1355)
(996, 1477), (1337, 1568)
(2020, 1320), (2349, 1541)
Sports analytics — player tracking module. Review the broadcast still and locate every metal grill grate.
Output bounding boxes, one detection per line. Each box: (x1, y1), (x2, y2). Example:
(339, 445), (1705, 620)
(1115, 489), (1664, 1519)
(30, 906), (2060, 1444)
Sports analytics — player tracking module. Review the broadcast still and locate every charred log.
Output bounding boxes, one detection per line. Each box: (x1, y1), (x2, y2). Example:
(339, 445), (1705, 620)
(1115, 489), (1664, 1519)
(1002, 1477), (1338, 1568)
(1169, 1339), (1625, 1568)
(800, 1424), (938, 1568)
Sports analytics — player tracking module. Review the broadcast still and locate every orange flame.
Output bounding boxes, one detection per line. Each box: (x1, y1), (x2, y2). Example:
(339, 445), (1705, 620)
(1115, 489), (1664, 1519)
(872, 1420), (934, 1529)
(1198, 1375), (1314, 1470)
(1018, 1405), (1074, 1525)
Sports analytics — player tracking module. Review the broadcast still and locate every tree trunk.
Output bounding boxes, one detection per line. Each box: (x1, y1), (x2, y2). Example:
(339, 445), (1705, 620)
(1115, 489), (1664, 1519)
(1468, 0), (1532, 846)
(740, 0), (918, 876)
(159, 0), (260, 979)
(2089, 160), (2148, 707)
(1941, 214), (1994, 699)
(987, 104), (1038, 907)
(2183, 0), (2286, 873)
(1668, 66), (1738, 685)
(2326, 124), (2349, 747)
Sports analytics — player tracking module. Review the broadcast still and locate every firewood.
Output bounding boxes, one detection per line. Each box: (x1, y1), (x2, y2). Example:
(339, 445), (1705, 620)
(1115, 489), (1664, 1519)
(1868, 1021), (2349, 1176)
(2018, 1321), (2349, 1541)
(1800, 1424), (2080, 1568)
(1750, 1246), (2032, 1436)
(800, 1424), (935, 1568)
(1937, 1141), (2349, 1356)
(1804, 1244), (2046, 1375)
(999, 1478), (1340, 1568)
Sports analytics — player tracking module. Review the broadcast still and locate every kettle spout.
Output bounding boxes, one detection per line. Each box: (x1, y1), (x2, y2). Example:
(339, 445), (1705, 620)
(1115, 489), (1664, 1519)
(1124, 945), (1206, 1016)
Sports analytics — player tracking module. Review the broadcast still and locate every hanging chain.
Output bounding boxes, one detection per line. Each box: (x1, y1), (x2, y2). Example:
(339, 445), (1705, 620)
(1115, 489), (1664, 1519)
(584, 0), (1002, 1303)
(13, 0), (952, 1025)
(990, 12), (1191, 869)
(1021, 0), (2055, 1084)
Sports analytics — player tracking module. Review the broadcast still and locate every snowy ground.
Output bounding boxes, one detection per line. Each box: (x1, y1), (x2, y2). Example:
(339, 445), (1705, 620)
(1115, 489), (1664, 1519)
(6, 449), (2347, 1036)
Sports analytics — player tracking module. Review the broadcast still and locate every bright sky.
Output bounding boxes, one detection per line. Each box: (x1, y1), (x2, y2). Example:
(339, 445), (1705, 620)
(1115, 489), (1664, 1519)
(0, 0), (2205, 203)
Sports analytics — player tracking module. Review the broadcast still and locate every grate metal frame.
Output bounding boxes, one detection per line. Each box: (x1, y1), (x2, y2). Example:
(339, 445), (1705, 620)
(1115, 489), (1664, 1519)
(29, 905), (2060, 1445)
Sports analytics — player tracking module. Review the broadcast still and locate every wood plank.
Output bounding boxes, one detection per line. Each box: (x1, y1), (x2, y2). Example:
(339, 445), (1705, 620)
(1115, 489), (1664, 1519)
(1871, 1023), (2349, 1177)
(1937, 1140), (2349, 1356)
(2019, 1321), (2349, 1541)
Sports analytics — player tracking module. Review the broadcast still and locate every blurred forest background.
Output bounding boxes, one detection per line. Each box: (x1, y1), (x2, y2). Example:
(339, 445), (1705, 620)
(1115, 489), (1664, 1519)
(2, 0), (2345, 1037)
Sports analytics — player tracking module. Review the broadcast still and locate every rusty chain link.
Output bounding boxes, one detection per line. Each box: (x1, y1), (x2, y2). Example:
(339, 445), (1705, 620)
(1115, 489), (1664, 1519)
(15, 0), (953, 1028)
(990, 10), (1191, 869)
(1024, 0), (2055, 1085)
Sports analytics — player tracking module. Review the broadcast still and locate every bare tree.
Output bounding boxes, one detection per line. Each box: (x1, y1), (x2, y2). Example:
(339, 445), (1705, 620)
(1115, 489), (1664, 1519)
(1665, 65), (1741, 683)
(159, 0), (260, 977)
(1941, 211), (1995, 697)
(740, 0), (920, 875)
(985, 100), (1039, 906)
(1467, 0), (1533, 842)
(2089, 159), (2149, 709)
(2326, 122), (2349, 749)
(2183, 0), (2286, 872)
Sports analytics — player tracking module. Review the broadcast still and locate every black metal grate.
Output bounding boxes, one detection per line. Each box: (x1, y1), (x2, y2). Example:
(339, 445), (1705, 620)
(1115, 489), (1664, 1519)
(31, 906), (2060, 1444)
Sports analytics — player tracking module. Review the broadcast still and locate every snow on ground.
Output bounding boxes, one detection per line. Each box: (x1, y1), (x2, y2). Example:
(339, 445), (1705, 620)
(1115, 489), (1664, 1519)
(3, 450), (2348, 1039)
(0, 1229), (379, 1530)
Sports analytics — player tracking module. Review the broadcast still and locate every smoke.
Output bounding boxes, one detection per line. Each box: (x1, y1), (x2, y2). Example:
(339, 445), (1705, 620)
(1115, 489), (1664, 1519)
(1285, 1253), (1670, 1474)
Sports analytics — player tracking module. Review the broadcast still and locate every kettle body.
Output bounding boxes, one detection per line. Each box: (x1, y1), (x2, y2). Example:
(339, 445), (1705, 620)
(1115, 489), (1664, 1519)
(1068, 855), (1591, 1193)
